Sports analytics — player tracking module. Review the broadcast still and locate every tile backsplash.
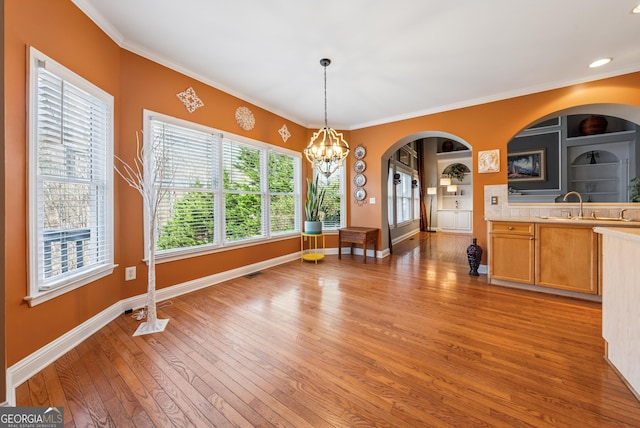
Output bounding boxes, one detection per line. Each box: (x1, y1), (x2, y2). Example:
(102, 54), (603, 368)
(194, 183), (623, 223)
(484, 184), (640, 221)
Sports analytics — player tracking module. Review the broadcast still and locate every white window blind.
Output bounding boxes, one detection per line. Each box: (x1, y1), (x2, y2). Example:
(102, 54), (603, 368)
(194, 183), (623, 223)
(151, 120), (218, 253)
(317, 166), (345, 230)
(268, 151), (299, 235)
(146, 112), (301, 258)
(223, 139), (265, 242)
(29, 47), (114, 297)
(397, 171), (413, 223)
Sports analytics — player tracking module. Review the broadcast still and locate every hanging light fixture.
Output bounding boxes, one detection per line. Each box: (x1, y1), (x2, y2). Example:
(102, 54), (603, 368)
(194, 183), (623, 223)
(304, 58), (350, 178)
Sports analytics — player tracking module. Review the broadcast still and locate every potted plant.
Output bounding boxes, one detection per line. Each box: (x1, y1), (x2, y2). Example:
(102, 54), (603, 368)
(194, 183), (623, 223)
(447, 163), (468, 182)
(304, 175), (326, 234)
(630, 177), (640, 202)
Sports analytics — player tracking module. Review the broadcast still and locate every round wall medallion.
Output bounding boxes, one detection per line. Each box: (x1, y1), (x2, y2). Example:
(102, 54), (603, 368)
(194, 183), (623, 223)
(354, 159), (366, 173)
(354, 188), (367, 201)
(354, 145), (366, 160)
(354, 173), (367, 187)
(235, 106), (255, 131)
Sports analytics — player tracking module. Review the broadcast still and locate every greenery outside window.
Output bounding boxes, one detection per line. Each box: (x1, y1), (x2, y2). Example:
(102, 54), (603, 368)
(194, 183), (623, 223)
(314, 165), (345, 230)
(145, 112), (301, 260)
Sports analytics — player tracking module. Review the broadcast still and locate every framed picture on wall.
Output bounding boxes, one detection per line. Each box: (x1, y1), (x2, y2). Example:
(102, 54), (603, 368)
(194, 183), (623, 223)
(478, 149), (500, 173)
(507, 149), (546, 182)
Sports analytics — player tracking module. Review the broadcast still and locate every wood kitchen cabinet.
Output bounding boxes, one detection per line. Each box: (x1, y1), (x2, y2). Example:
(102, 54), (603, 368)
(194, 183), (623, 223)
(488, 221), (535, 284)
(535, 223), (598, 294)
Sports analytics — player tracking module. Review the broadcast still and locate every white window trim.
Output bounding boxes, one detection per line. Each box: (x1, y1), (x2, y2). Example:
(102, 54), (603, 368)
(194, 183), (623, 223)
(26, 46), (115, 307)
(142, 111), (301, 263)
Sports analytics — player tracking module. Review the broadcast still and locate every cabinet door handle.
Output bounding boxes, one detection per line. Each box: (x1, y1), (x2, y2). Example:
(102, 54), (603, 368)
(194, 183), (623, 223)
(508, 226), (514, 230)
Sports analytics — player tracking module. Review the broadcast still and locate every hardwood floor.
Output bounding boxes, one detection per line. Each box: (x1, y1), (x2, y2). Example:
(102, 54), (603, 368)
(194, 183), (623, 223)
(16, 232), (640, 427)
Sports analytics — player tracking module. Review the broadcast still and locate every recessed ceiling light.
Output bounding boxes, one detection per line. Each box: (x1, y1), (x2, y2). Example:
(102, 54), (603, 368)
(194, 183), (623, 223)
(589, 58), (612, 68)
(632, 4), (640, 14)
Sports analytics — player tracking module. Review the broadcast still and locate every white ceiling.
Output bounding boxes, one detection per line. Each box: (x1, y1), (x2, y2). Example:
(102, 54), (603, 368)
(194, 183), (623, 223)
(72, 0), (640, 130)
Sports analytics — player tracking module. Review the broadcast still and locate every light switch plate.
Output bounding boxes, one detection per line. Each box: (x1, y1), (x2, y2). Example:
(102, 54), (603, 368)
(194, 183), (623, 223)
(491, 196), (498, 205)
(125, 266), (136, 281)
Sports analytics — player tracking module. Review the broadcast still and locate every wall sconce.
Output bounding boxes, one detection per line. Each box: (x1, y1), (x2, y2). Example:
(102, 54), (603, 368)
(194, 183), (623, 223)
(447, 184), (458, 193)
(440, 177), (451, 186)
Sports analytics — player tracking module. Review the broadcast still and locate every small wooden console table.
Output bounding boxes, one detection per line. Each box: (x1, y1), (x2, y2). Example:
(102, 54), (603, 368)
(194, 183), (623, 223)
(338, 227), (379, 263)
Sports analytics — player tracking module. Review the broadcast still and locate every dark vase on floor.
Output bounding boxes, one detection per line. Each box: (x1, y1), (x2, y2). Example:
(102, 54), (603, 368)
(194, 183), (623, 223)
(466, 238), (482, 276)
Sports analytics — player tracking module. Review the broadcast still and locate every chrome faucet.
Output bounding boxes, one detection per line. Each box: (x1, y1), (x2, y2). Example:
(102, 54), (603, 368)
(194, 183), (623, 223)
(562, 191), (583, 218)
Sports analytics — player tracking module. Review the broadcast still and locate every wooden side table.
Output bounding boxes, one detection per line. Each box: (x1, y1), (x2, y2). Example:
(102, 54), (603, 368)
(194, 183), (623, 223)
(300, 232), (325, 263)
(338, 227), (379, 263)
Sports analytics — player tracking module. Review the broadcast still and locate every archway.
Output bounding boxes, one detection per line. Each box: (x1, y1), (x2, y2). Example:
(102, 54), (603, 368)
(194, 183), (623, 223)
(379, 131), (472, 252)
(506, 103), (640, 204)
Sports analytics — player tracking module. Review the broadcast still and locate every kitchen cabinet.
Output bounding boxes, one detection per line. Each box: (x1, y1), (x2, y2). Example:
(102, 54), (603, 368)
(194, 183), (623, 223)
(438, 210), (471, 232)
(488, 220), (600, 296)
(535, 223), (598, 294)
(488, 221), (535, 284)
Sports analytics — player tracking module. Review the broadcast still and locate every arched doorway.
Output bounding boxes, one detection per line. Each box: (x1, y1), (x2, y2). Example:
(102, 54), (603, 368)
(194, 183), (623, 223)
(380, 132), (472, 252)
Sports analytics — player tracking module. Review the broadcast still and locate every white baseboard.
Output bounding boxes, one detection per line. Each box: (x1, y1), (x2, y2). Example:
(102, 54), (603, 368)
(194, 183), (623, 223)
(5, 251), (299, 406)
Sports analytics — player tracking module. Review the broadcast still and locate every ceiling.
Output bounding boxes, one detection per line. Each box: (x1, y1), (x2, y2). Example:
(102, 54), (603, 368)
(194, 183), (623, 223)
(72, 0), (640, 130)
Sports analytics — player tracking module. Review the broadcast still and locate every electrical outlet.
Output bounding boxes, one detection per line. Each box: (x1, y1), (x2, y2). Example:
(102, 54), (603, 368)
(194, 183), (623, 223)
(491, 196), (498, 205)
(125, 266), (136, 281)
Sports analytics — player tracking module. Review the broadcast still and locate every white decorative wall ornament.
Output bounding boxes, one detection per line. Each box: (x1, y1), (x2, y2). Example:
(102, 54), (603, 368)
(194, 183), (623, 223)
(278, 124), (291, 142)
(235, 106), (255, 131)
(176, 87), (204, 113)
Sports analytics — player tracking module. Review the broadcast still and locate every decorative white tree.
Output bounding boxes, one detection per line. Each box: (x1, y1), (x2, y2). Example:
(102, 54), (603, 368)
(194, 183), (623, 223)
(114, 132), (172, 336)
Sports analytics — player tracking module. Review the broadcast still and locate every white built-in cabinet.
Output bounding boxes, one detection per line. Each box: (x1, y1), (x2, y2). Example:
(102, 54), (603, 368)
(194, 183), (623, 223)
(436, 152), (472, 233)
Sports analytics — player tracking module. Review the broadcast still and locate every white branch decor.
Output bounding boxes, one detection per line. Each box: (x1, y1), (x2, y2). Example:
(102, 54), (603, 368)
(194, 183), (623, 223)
(278, 124), (291, 142)
(176, 86), (204, 113)
(114, 132), (173, 336)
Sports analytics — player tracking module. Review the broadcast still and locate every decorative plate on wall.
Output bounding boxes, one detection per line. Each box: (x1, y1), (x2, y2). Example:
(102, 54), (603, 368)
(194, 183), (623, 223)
(354, 188), (367, 201)
(354, 159), (366, 174)
(353, 173), (367, 187)
(354, 145), (366, 160)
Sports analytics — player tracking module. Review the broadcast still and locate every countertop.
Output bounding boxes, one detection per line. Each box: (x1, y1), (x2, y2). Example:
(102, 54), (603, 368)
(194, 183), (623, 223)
(594, 227), (640, 243)
(486, 216), (640, 227)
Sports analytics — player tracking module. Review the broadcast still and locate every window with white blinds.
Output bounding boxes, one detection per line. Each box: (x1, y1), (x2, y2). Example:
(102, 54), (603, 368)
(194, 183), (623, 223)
(28, 47), (114, 302)
(396, 171), (413, 224)
(146, 112), (301, 258)
(152, 120), (218, 252)
(315, 166), (345, 230)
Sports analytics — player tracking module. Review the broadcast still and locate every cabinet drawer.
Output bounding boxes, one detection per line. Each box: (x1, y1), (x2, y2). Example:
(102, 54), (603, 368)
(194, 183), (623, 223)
(489, 221), (534, 235)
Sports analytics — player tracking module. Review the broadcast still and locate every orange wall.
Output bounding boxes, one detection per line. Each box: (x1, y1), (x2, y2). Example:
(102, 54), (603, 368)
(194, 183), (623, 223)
(348, 75), (640, 256)
(3, 0), (308, 366)
(4, 0), (640, 369)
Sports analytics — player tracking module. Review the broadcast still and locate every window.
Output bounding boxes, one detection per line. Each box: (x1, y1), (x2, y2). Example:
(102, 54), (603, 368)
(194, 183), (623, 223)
(315, 165), (346, 230)
(152, 120), (218, 252)
(28, 47), (114, 305)
(146, 112), (301, 259)
(396, 170), (413, 224)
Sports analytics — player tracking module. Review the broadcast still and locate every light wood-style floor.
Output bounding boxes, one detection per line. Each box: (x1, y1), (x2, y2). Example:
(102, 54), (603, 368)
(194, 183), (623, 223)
(17, 232), (640, 427)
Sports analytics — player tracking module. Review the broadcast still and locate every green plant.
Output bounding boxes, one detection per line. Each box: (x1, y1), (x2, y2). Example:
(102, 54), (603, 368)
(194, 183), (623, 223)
(447, 163), (468, 182)
(305, 175), (327, 221)
(630, 177), (640, 202)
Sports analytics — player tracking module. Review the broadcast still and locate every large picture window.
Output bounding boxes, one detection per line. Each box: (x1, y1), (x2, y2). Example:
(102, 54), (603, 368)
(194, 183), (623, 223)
(316, 166), (345, 230)
(28, 47), (114, 305)
(146, 112), (301, 260)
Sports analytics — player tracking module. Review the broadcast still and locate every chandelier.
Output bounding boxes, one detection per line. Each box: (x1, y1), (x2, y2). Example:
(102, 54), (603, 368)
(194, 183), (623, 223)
(304, 58), (350, 178)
